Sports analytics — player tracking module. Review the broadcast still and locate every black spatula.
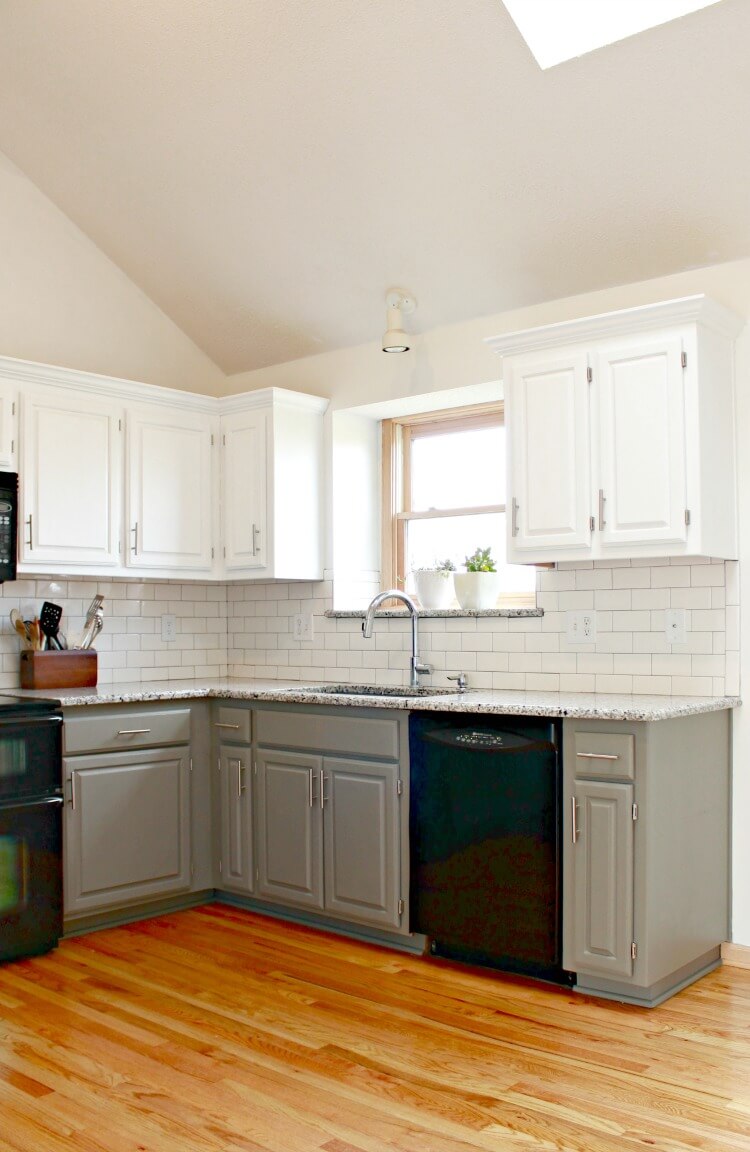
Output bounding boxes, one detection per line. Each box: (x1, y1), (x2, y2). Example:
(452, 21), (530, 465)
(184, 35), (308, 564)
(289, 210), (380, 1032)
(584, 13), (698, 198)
(39, 601), (63, 649)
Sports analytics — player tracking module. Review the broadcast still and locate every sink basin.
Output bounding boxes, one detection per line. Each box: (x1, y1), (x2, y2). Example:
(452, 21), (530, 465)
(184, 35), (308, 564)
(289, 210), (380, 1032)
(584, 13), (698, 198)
(286, 684), (464, 698)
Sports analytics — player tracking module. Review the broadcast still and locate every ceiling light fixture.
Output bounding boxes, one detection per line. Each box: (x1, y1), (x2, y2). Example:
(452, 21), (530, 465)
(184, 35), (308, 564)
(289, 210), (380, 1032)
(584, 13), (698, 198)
(382, 288), (416, 353)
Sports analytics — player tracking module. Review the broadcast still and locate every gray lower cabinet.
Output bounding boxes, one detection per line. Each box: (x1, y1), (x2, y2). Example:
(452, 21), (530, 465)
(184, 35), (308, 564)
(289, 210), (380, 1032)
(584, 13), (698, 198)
(63, 746), (192, 916)
(218, 744), (253, 894)
(255, 745), (403, 930)
(563, 713), (730, 1006)
(256, 749), (323, 909)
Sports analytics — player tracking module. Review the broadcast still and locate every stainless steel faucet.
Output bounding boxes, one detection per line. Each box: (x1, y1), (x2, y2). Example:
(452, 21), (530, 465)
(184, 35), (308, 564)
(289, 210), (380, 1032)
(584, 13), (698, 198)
(362, 589), (432, 689)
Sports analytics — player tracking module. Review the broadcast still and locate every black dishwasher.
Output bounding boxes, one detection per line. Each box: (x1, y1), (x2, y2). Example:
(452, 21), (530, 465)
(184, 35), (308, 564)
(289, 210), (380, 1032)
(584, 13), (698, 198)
(409, 713), (573, 986)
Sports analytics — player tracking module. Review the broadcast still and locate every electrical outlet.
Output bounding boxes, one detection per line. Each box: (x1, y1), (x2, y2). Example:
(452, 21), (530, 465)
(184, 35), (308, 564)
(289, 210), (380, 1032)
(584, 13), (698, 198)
(292, 612), (313, 642)
(566, 610), (597, 645)
(665, 608), (687, 645)
(161, 614), (177, 643)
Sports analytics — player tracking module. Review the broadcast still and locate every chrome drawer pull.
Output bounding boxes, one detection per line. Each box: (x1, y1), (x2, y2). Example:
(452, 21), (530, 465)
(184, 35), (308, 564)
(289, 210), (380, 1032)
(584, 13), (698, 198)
(576, 752), (620, 761)
(214, 722), (241, 730)
(116, 728), (152, 735)
(571, 796), (578, 843)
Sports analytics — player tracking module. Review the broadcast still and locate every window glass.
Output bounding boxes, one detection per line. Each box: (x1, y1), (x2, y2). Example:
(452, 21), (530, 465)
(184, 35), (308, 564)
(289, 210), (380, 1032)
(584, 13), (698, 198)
(410, 426), (506, 511)
(406, 512), (536, 599)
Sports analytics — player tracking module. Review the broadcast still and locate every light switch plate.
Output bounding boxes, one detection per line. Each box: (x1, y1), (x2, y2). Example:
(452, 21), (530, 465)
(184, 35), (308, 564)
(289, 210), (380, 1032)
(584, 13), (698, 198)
(665, 608), (687, 645)
(161, 614), (177, 643)
(292, 612), (313, 642)
(566, 610), (597, 645)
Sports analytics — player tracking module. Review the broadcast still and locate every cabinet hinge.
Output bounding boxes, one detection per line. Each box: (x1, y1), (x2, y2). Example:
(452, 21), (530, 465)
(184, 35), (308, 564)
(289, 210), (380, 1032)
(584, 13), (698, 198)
(218, 860), (222, 874)
(685, 508), (691, 527)
(255, 867), (259, 883)
(211, 547), (214, 559)
(222, 433), (226, 446)
(631, 941), (638, 961)
(217, 757), (221, 771)
(589, 515), (595, 532)
(189, 758), (193, 773)
(190, 861), (194, 878)
(632, 802), (638, 821)
(223, 546), (226, 558)
(11, 402), (15, 416)
(253, 762), (257, 776)
(586, 366), (593, 383)
(396, 779), (403, 796)
(681, 351), (687, 369)
(10, 439), (13, 454)
(398, 898), (404, 917)
(211, 433), (214, 446)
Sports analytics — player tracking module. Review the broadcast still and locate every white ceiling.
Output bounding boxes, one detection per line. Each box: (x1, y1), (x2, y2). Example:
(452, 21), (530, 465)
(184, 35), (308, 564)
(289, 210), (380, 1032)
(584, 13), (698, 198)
(0, 0), (746, 375)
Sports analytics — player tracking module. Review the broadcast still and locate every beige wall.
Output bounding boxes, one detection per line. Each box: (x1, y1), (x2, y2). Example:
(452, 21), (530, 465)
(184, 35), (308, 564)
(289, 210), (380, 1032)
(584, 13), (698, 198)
(0, 151), (223, 393)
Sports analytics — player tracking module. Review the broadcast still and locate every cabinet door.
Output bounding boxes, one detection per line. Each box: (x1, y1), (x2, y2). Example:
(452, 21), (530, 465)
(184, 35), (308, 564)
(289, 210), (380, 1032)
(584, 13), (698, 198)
(255, 749), (323, 910)
(127, 404), (214, 570)
(21, 387), (122, 567)
(596, 338), (687, 547)
(506, 349), (591, 556)
(218, 744), (253, 894)
(323, 757), (401, 930)
(221, 409), (268, 571)
(570, 779), (634, 979)
(63, 746), (191, 916)
(0, 382), (16, 468)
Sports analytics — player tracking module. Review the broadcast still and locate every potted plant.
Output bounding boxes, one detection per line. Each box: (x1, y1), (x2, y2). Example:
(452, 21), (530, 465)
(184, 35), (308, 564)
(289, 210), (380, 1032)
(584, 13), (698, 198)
(412, 558), (456, 609)
(453, 546), (502, 610)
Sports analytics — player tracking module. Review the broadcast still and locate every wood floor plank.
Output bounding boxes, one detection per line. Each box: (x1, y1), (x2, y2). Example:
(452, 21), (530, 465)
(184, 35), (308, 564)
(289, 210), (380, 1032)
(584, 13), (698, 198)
(0, 905), (749, 1151)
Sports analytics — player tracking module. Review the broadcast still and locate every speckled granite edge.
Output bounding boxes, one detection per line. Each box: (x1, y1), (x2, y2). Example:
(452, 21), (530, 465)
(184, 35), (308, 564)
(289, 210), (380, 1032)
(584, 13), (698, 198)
(9, 679), (740, 721)
(326, 608), (544, 618)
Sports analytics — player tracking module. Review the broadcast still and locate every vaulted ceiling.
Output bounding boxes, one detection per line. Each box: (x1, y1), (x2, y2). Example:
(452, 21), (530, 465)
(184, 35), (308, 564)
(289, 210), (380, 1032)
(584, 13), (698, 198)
(0, 1), (746, 374)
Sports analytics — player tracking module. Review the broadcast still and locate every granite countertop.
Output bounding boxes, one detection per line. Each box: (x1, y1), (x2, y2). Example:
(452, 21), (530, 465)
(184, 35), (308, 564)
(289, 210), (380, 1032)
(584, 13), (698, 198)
(8, 678), (740, 722)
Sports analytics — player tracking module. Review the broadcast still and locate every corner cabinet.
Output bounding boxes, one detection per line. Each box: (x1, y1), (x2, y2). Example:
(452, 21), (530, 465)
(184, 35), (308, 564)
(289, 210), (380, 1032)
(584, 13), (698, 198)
(562, 713), (730, 1007)
(488, 296), (743, 563)
(220, 390), (327, 580)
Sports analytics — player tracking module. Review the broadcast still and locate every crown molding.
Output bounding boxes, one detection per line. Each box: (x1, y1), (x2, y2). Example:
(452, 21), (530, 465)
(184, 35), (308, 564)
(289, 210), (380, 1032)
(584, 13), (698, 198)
(484, 295), (746, 358)
(219, 387), (328, 416)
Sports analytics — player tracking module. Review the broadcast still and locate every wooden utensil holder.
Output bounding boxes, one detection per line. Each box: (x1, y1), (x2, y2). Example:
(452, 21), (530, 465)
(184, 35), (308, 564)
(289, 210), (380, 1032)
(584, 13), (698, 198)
(20, 650), (98, 689)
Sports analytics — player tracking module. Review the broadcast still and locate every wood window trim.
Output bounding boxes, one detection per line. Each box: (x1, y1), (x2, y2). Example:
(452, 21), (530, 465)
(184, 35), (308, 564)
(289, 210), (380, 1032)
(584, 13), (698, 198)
(381, 402), (505, 591)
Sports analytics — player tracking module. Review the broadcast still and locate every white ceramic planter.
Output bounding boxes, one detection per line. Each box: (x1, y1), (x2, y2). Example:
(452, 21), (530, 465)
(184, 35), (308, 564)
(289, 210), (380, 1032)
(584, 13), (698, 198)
(413, 570), (455, 609)
(453, 571), (502, 610)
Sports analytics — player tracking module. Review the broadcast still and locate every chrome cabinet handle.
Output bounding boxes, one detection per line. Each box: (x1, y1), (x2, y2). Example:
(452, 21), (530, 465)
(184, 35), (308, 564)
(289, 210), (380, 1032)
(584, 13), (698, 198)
(252, 523), (261, 557)
(131, 523), (138, 555)
(67, 773), (76, 810)
(236, 759), (245, 798)
(117, 728), (152, 735)
(598, 489), (606, 531)
(511, 497), (519, 537)
(308, 767), (314, 808)
(576, 752), (620, 761)
(26, 514), (33, 550)
(571, 796), (578, 843)
(320, 771), (329, 808)
(214, 722), (241, 730)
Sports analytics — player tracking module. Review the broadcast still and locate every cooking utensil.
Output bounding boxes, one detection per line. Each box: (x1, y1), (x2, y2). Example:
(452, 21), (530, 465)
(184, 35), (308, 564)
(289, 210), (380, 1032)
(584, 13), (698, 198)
(13, 617), (29, 648)
(74, 595), (104, 650)
(28, 618), (41, 652)
(39, 602), (63, 650)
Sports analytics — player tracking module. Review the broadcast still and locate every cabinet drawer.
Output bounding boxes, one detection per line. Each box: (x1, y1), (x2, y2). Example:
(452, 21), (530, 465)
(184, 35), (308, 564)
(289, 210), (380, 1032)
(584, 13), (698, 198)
(64, 708), (191, 755)
(213, 705), (251, 744)
(255, 709), (399, 760)
(573, 731), (634, 781)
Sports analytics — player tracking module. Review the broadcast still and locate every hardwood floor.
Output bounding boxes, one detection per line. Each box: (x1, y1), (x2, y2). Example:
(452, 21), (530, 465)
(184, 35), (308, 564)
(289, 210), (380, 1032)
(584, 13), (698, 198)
(1, 905), (749, 1152)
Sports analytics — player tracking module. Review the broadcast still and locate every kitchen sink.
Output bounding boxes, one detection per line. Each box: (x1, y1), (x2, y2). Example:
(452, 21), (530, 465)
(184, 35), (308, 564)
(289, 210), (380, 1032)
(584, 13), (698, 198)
(286, 683), (465, 698)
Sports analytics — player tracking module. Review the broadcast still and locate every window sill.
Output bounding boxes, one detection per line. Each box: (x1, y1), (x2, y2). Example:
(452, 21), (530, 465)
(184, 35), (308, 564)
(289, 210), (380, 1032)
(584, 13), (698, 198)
(326, 607), (544, 619)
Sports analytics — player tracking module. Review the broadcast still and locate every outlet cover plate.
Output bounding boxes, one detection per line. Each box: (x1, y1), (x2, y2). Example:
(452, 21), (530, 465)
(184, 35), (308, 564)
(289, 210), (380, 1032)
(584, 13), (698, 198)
(292, 612), (314, 642)
(566, 610), (597, 645)
(161, 614), (177, 643)
(665, 608), (687, 645)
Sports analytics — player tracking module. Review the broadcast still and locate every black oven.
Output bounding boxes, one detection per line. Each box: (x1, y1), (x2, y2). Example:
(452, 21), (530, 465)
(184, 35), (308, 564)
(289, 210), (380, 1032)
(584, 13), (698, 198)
(0, 471), (17, 583)
(0, 696), (63, 963)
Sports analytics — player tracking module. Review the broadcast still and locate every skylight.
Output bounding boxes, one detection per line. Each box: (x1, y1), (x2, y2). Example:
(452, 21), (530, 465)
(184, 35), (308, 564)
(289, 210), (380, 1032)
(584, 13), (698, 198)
(503, 0), (724, 69)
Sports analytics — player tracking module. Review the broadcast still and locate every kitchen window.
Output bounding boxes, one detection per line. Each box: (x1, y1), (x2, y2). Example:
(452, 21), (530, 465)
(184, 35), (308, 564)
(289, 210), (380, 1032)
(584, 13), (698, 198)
(381, 404), (537, 606)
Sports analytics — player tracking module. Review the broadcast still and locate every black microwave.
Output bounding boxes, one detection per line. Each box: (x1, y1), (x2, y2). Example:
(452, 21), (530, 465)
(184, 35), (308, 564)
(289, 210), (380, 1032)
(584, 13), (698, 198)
(0, 472), (18, 582)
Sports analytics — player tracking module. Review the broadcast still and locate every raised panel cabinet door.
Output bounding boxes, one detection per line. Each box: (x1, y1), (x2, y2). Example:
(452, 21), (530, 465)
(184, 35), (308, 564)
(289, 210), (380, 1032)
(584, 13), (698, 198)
(322, 757), (401, 929)
(255, 749), (323, 910)
(506, 349), (592, 556)
(221, 409), (268, 571)
(218, 745), (253, 894)
(571, 779), (634, 979)
(63, 747), (191, 917)
(20, 388), (122, 566)
(127, 405), (214, 570)
(596, 338), (687, 547)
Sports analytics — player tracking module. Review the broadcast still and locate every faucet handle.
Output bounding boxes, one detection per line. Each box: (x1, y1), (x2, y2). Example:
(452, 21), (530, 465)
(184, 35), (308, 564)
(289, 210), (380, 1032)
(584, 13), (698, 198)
(447, 672), (468, 691)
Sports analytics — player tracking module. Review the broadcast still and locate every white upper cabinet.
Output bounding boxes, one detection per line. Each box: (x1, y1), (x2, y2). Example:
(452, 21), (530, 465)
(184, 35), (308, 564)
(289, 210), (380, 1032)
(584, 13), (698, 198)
(488, 297), (743, 564)
(20, 386), (123, 569)
(0, 381), (17, 470)
(127, 403), (216, 572)
(506, 349), (591, 554)
(221, 391), (327, 581)
(222, 408), (268, 571)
